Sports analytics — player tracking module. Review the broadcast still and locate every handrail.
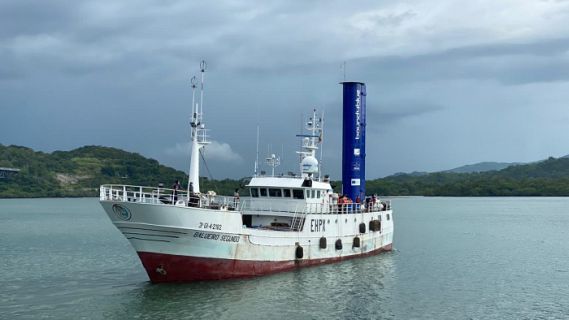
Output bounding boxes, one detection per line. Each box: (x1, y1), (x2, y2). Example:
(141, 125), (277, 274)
(99, 184), (240, 211)
(100, 184), (392, 214)
(240, 198), (392, 215)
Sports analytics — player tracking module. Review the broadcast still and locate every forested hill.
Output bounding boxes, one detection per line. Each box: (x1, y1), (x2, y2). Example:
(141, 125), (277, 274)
(444, 161), (519, 173)
(0, 145), (240, 198)
(2, 144), (569, 197)
(366, 157), (569, 196)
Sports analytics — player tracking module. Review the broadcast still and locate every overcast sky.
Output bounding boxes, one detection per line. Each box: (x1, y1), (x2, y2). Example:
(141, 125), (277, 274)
(2, 0), (569, 179)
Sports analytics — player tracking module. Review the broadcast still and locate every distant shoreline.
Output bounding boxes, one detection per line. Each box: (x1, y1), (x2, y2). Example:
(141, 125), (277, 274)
(3, 144), (569, 198)
(2, 195), (569, 200)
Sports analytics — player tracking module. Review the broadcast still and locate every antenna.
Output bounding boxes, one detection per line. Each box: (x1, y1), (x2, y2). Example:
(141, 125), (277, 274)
(188, 75), (198, 195)
(190, 76), (197, 127)
(188, 60), (210, 194)
(318, 110), (325, 181)
(295, 109), (324, 178)
(265, 153), (280, 177)
(299, 112), (303, 162)
(199, 60), (207, 124)
(254, 126), (260, 176)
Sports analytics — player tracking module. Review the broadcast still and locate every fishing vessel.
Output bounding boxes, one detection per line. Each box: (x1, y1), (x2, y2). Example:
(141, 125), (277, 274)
(99, 62), (394, 282)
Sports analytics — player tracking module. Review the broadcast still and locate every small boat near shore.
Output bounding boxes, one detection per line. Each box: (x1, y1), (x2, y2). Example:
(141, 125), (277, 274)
(99, 61), (394, 282)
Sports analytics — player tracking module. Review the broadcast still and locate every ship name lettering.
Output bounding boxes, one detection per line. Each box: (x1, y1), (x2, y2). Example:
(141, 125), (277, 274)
(220, 235), (240, 243)
(310, 219), (326, 232)
(355, 89), (361, 140)
(193, 232), (239, 243)
(193, 232), (220, 240)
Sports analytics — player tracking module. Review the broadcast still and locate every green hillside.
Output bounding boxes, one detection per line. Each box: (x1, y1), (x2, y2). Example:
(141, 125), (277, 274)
(366, 157), (569, 196)
(0, 145), (241, 198)
(445, 161), (519, 173)
(2, 144), (569, 198)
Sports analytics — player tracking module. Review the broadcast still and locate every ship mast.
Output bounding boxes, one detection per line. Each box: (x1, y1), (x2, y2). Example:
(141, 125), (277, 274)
(265, 153), (280, 177)
(188, 60), (209, 194)
(296, 109), (324, 179)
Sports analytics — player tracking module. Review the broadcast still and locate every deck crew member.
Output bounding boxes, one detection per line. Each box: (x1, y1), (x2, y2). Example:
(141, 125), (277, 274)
(172, 180), (181, 204)
(233, 188), (240, 208)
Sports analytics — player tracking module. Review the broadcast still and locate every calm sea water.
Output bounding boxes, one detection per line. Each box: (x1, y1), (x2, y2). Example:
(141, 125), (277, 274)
(1, 197), (568, 319)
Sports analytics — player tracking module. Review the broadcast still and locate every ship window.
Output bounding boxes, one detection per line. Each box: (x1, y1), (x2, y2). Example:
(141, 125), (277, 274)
(269, 188), (282, 197)
(317, 190), (321, 198)
(311, 190), (316, 198)
(251, 188), (259, 197)
(293, 189), (304, 199)
(283, 189), (291, 198)
(260, 188), (268, 197)
(387, 214), (390, 221)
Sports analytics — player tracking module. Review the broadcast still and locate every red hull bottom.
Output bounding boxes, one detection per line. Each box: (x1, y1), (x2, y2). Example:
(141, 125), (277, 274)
(138, 244), (393, 283)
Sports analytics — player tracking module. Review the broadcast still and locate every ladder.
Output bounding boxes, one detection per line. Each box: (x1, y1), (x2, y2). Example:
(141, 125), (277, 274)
(290, 207), (306, 231)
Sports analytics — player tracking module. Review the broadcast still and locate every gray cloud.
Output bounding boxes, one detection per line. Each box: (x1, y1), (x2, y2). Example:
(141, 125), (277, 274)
(2, 0), (569, 179)
(369, 102), (443, 125)
(349, 37), (569, 86)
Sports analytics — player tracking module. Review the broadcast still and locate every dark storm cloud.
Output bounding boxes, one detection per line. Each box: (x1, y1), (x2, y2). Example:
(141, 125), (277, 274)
(368, 102), (443, 126)
(0, 0), (76, 39)
(352, 37), (569, 86)
(2, 0), (569, 178)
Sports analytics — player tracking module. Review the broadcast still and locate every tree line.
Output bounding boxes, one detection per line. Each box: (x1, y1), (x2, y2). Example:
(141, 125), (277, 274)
(2, 144), (569, 198)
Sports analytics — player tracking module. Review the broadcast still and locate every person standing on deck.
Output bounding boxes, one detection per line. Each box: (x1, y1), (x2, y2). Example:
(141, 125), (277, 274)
(172, 180), (181, 204)
(233, 188), (240, 209)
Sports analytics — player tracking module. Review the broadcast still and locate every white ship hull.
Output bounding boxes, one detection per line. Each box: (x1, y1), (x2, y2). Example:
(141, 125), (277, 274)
(101, 199), (393, 282)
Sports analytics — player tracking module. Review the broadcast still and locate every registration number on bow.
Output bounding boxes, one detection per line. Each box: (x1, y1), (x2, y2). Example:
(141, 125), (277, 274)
(198, 222), (222, 230)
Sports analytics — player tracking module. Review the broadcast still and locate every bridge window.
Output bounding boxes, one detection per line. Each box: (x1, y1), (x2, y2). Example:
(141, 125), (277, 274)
(260, 188), (268, 197)
(293, 189), (304, 199)
(251, 188), (259, 197)
(269, 188), (282, 197)
(283, 189), (291, 198)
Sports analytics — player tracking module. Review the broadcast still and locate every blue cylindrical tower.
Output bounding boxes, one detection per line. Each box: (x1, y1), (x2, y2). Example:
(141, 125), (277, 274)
(341, 82), (366, 202)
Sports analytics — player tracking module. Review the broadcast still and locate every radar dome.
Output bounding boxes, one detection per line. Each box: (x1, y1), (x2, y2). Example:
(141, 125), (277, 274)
(301, 156), (319, 174)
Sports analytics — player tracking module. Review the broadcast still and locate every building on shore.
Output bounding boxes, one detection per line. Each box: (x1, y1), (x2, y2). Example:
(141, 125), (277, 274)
(0, 167), (20, 179)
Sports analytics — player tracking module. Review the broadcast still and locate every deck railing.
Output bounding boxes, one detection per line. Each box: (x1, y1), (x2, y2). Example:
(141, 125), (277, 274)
(100, 184), (392, 214)
(240, 198), (391, 215)
(99, 184), (239, 210)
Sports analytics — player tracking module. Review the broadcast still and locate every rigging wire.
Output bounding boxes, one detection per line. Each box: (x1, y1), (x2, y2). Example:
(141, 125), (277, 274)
(199, 149), (219, 193)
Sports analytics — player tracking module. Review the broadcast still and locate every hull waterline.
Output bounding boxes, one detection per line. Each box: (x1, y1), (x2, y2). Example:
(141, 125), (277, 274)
(138, 243), (393, 283)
